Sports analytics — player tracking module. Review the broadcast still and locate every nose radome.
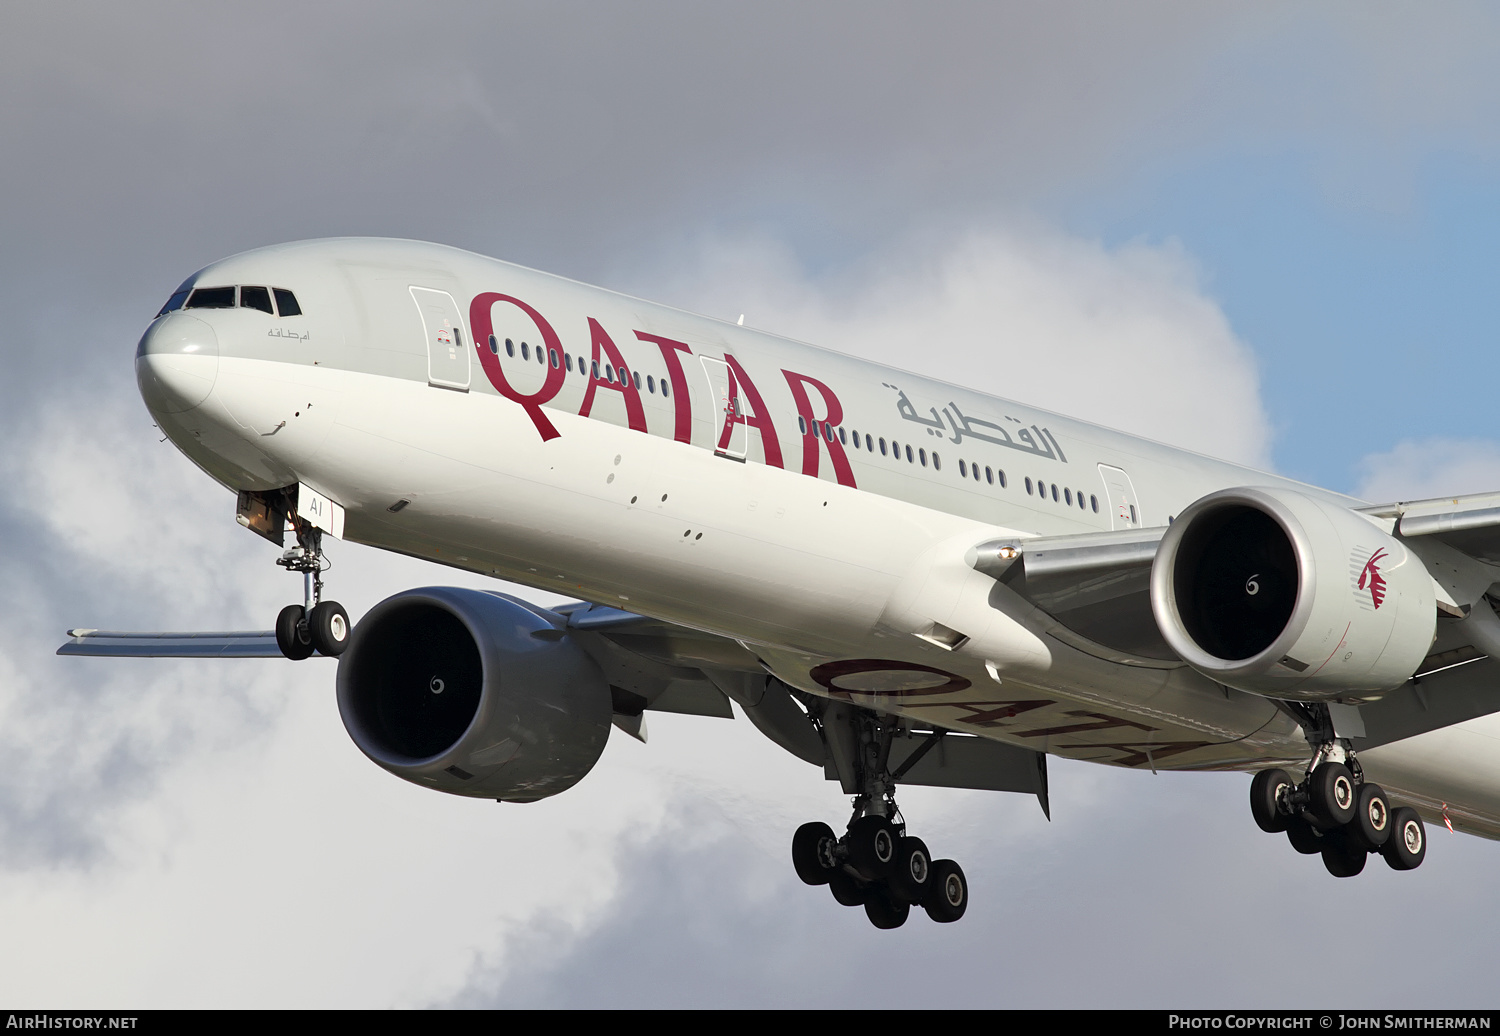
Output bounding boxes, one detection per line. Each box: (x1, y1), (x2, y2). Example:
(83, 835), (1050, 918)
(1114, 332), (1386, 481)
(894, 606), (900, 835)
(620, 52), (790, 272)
(136, 314), (219, 414)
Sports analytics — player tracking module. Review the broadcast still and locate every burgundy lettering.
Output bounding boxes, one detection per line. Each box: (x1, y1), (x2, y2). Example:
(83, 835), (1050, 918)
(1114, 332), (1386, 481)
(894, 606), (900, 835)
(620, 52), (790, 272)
(579, 319), (647, 432)
(470, 293), (566, 441)
(782, 369), (856, 487)
(635, 332), (694, 443)
(724, 354), (783, 468)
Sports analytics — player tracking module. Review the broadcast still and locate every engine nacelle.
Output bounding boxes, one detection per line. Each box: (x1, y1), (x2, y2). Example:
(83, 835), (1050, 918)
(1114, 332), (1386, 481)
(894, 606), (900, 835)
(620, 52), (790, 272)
(1150, 487), (1436, 700)
(336, 587), (612, 801)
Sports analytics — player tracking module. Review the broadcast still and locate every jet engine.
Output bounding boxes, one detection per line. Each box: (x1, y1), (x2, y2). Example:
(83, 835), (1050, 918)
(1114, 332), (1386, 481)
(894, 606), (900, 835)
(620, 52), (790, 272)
(336, 587), (612, 801)
(1150, 487), (1436, 701)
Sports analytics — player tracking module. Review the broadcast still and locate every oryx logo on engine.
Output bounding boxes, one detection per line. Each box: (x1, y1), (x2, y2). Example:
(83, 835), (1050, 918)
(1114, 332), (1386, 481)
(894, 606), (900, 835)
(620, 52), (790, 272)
(1358, 548), (1389, 610)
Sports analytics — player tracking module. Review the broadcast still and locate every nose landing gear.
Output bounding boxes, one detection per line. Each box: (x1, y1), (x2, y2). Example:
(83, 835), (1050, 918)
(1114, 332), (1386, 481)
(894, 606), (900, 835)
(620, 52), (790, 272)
(273, 523), (349, 660)
(1250, 703), (1425, 876)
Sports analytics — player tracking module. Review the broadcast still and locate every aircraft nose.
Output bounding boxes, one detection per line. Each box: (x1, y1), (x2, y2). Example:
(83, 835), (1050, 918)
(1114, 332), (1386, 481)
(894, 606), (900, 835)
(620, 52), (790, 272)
(136, 314), (219, 414)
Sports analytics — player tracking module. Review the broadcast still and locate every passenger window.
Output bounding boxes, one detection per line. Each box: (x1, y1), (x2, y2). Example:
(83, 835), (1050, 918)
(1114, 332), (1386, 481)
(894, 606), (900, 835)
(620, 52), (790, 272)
(566, 353), (574, 372)
(879, 438), (887, 456)
(550, 348), (560, 369)
(521, 342), (530, 361)
(506, 339), (515, 357)
(798, 416), (807, 434)
(932, 453), (940, 470)
(998, 470), (1006, 488)
(866, 434), (874, 452)
(647, 374), (655, 393)
(1064, 488), (1072, 505)
(661, 379), (669, 398)
(633, 371), (641, 389)
(838, 427), (846, 444)
(185, 286), (236, 309)
(240, 286), (273, 314)
(156, 289), (191, 317)
(1025, 477), (1033, 495)
(1051, 485), (1059, 502)
(1091, 495), (1099, 513)
(272, 288), (301, 316)
(959, 460), (967, 477)
(905, 445), (913, 463)
(489, 335), (499, 355)
(592, 361), (600, 378)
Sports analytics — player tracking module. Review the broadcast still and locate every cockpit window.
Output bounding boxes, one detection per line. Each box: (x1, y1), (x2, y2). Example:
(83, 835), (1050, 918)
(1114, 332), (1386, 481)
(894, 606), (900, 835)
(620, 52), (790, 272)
(240, 285), (274, 314)
(156, 289), (191, 318)
(273, 288), (301, 317)
(185, 286), (237, 309)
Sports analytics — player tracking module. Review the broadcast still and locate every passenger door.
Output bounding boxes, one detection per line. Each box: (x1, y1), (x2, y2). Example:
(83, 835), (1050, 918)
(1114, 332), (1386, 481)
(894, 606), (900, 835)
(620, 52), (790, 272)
(410, 286), (471, 391)
(1097, 463), (1141, 530)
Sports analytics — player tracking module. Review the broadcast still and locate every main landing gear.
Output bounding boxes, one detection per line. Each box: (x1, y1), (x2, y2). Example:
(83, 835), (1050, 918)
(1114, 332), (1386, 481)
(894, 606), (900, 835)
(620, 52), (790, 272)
(1250, 704), (1426, 877)
(272, 523), (350, 660)
(791, 705), (969, 929)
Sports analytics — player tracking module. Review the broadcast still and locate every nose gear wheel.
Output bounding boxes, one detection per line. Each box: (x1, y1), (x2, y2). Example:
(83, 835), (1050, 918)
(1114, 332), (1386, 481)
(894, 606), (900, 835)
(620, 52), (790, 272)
(272, 518), (350, 659)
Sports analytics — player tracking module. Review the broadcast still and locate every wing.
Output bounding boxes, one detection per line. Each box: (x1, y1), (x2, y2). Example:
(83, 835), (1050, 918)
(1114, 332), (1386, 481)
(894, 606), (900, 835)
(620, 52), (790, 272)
(970, 505), (1500, 753)
(555, 602), (1048, 809)
(57, 629), (284, 658)
(58, 602), (1050, 808)
(1359, 490), (1500, 566)
(972, 526), (1174, 667)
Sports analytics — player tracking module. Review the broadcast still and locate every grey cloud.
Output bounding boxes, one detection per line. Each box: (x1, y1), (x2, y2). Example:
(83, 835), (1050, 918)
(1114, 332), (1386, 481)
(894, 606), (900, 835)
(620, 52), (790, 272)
(447, 759), (1500, 1008)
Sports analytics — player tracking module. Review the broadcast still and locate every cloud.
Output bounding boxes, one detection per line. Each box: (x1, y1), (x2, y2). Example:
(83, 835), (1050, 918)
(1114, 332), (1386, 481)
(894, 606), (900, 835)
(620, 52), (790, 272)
(445, 753), (1500, 1009)
(1355, 438), (1500, 504)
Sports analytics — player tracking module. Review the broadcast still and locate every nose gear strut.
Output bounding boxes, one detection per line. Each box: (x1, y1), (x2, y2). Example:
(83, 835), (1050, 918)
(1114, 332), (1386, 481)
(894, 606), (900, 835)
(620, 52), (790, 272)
(271, 515), (350, 660)
(1249, 700), (1425, 876)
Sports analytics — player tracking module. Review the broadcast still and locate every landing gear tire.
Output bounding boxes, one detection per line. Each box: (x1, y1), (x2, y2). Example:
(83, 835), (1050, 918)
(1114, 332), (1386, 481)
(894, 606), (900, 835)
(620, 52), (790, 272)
(1349, 783), (1391, 852)
(827, 868), (868, 907)
(1381, 807), (1427, 871)
(864, 888), (910, 930)
(308, 600), (350, 657)
(888, 836), (932, 905)
(792, 822), (839, 886)
(1286, 816), (1326, 855)
(275, 605), (313, 661)
(1250, 768), (1294, 833)
(1308, 761), (1357, 829)
(924, 859), (968, 923)
(846, 814), (896, 881)
(1320, 831), (1367, 877)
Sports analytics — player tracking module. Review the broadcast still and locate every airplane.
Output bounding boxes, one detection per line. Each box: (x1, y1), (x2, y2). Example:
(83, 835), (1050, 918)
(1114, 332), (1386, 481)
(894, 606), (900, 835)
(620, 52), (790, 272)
(58, 237), (1500, 930)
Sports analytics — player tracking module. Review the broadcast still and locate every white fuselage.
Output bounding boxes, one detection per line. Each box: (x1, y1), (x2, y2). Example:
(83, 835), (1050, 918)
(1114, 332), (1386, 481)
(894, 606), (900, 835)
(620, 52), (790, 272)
(134, 238), (1500, 837)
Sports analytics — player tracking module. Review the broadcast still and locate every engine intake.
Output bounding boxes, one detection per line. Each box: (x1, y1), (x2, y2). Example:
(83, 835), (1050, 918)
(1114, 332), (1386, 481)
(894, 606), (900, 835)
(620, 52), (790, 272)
(1151, 487), (1436, 700)
(337, 587), (611, 801)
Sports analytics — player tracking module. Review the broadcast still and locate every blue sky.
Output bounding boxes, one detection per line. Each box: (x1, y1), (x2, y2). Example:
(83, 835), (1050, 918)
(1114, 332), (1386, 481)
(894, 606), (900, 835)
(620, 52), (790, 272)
(1071, 149), (1500, 490)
